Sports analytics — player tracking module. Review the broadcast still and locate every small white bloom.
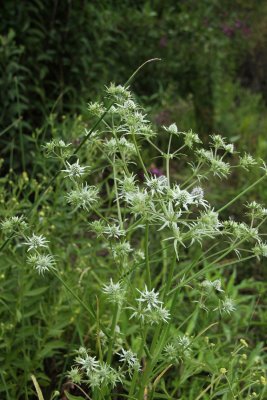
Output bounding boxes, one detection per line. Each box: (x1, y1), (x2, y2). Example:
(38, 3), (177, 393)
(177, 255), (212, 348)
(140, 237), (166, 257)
(191, 187), (209, 209)
(145, 175), (168, 196)
(102, 279), (125, 304)
(239, 153), (257, 170)
(171, 185), (193, 210)
(27, 253), (55, 275)
(62, 159), (88, 179)
(253, 242), (267, 258)
(117, 348), (140, 371)
(1, 215), (27, 235)
(136, 285), (162, 310)
(157, 202), (182, 231)
(184, 129), (202, 148)
(66, 184), (99, 211)
(151, 304), (171, 324)
(24, 234), (49, 252)
(176, 335), (191, 350)
(210, 158), (230, 179)
(163, 123), (178, 135)
(104, 224), (125, 239)
(221, 297), (236, 314)
(75, 351), (99, 373)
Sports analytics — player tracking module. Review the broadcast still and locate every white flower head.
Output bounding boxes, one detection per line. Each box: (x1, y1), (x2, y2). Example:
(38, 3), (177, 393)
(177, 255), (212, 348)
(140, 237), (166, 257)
(163, 123), (178, 135)
(191, 187), (209, 209)
(253, 242), (267, 258)
(62, 159), (89, 179)
(157, 202), (182, 231)
(171, 185), (193, 210)
(221, 297), (236, 314)
(239, 153), (257, 170)
(27, 253), (55, 275)
(104, 223), (125, 239)
(136, 285), (162, 310)
(117, 348), (140, 371)
(145, 174), (168, 196)
(102, 279), (125, 304)
(66, 184), (99, 211)
(24, 234), (49, 252)
(148, 304), (171, 324)
(75, 353), (99, 373)
(1, 215), (28, 235)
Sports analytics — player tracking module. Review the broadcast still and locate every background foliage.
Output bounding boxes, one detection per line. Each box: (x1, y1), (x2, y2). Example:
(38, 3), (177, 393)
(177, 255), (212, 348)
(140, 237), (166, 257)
(1, 1), (267, 399)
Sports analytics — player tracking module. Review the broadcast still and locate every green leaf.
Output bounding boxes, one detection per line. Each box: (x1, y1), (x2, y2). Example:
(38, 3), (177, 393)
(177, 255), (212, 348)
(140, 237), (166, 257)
(64, 392), (85, 400)
(25, 287), (49, 296)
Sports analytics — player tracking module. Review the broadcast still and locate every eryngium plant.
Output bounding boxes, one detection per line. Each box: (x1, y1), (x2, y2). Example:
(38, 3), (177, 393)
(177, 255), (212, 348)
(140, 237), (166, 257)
(2, 79), (267, 399)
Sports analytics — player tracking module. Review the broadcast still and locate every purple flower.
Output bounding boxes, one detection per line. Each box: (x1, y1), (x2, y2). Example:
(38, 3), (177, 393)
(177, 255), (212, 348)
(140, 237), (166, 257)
(148, 166), (164, 177)
(159, 36), (168, 48)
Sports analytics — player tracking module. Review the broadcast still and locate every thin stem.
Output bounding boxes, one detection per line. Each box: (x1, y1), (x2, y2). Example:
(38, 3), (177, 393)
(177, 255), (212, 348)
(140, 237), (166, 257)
(166, 133), (173, 186)
(106, 304), (121, 364)
(113, 156), (123, 229)
(52, 271), (95, 320)
(217, 174), (267, 213)
(145, 223), (151, 290)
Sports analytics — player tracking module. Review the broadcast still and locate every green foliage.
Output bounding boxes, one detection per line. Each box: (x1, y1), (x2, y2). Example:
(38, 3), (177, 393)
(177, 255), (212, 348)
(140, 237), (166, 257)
(1, 81), (267, 399)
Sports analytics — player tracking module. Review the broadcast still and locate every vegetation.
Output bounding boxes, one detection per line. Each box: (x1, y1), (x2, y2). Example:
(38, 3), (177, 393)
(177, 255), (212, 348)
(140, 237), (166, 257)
(0, 2), (267, 399)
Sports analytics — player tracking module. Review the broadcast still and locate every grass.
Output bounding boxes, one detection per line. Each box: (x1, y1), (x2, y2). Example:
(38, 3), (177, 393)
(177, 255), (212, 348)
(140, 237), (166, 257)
(0, 74), (267, 399)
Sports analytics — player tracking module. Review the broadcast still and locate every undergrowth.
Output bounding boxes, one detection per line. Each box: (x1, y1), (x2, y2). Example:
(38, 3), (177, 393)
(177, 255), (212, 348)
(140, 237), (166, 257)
(1, 64), (267, 399)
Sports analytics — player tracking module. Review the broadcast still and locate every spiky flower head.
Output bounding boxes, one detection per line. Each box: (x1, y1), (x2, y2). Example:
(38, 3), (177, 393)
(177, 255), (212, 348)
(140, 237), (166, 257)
(163, 123), (178, 135)
(89, 220), (106, 237)
(246, 201), (267, 220)
(62, 159), (88, 179)
(112, 241), (132, 259)
(75, 349), (99, 373)
(253, 242), (267, 258)
(148, 304), (171, 324)
(145, 174), (168, 196)
(1, 215), (28, 235)
(66, 184), (99, 211)
(171, 185), (193, 210)
(184, 129), (202, 148)
(102, 279), (125, 304)
(136, 285), (162, 310)
(88, 101), (105, 117)
(27, 253), (55, 275)
(24, 234), (49, 252)
(117, 348), (141, 371)
(210, 134), (226, 149)
(191, 187), (209, 209)
(103, 223), (125, 239)
(118, 174), (137, 197)
(106, 83), (131, 101)
(239, 153), (257, 170)
(210, 158), (230, 179)
(220, 297), (236, 314)
(67, 367), (82, 384)
(201, 279), (224, 292)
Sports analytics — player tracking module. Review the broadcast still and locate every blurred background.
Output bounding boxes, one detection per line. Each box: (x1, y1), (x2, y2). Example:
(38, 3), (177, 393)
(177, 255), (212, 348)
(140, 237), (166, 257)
(1, 0), (267, 171)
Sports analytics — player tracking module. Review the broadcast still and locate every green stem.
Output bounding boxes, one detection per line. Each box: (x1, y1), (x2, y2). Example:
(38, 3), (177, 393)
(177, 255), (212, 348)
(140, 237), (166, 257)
(106, 304), (121, 364)
(132, 132), (148, 178)
(51, 270), (100, 327)
(217, 174), (267, 213)
(129, 326), (148, 397)
(145, 223), (151, 290)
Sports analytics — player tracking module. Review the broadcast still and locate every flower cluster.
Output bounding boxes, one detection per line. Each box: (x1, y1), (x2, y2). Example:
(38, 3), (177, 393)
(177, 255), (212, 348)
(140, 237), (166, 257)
(73, 347), (123, 390)
(129, 286), (170, 325)
(164, 335), (192, 363)
(24, 233), (55, 275)
(1, 215), (27, 236)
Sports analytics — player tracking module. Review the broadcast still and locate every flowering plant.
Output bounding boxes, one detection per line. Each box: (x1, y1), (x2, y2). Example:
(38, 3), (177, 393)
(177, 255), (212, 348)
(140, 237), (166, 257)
(1, 68), (267, 399)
